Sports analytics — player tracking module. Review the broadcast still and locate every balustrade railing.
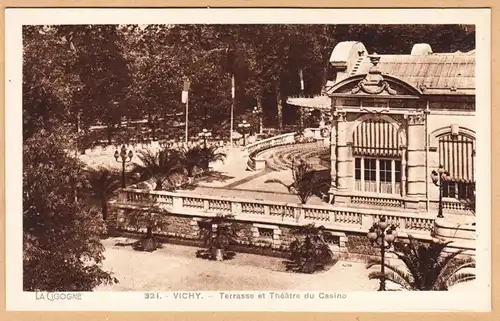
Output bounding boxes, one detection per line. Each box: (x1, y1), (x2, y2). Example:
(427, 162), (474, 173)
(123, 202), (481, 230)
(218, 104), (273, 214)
(443, 199), (471, 212)
(245, 132), (297, 157)
(118, 188), (437, 235)
(351, 195), (404, 208)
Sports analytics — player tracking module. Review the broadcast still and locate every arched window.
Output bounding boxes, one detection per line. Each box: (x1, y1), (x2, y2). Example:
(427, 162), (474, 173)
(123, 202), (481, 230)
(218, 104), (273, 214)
(437, 133), (475, 200)
(352, 118), (402, 195)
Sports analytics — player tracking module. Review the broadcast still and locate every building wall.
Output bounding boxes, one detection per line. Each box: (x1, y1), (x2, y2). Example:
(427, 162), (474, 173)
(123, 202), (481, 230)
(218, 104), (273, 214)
(326, 87), (475, 213)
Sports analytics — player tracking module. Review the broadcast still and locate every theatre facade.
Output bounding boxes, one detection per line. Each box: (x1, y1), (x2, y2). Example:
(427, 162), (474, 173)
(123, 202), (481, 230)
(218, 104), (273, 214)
(287, 41), (476, 223)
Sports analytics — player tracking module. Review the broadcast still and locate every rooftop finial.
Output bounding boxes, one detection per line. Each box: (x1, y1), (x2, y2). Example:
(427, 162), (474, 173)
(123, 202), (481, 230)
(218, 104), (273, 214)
(369, 52), (380, 67)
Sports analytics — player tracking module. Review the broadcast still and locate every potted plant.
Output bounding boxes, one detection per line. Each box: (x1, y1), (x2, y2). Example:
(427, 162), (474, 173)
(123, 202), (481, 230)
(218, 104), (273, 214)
(127, 202), (170, 252)
(197, 213), (239, 261)
(287, 223), (335, 273)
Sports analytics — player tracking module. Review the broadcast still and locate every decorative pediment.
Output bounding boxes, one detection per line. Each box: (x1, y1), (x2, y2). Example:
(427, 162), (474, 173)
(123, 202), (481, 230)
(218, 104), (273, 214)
(351, 78), (398, 95)
(326, 53), (422, 98)
(350, 54), (398, 95)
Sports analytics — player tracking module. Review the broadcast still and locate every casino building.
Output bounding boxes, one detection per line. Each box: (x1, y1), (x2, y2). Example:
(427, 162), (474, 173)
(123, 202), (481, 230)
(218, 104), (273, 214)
(287, 41), (476, 224)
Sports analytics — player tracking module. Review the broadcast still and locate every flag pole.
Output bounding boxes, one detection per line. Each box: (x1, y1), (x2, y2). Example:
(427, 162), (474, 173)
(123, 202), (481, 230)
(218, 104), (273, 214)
(299, 69), (304, 131)
(185, 96), (189, 143)
(230, 73), (235, 147)
(182, 79), (190, 143)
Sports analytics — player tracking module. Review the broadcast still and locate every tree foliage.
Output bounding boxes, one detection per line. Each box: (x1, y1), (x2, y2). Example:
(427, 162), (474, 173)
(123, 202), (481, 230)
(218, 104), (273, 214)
(366, 235), (476, 291)
(24, 24), (475, 143)
(265, 159), (329, 204)
(23, 129), (117, 291)
(132, 148), (184, 190)
(87, 168), (121, 220)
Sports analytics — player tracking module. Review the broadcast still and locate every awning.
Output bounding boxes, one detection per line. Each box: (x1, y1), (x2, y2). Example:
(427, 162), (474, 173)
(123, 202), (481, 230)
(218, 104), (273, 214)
(286, 95), (332, 110)
(352, 119), (401, 157)
(439, 134), (475, 182)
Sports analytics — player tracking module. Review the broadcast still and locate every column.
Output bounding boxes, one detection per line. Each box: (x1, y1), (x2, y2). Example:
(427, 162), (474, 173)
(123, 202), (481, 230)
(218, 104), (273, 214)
(329, 119), (337, 193)
(336, 111), (351, 200)
(406, 112), (426, 209)
(391, 159), (396, 194)
(400, 148), (407, 196)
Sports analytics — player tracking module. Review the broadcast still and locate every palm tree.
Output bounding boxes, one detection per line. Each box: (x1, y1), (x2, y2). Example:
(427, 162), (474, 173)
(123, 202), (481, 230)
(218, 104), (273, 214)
(288, 223), (334, 273)
(366, 235), (476, 291)
(180, 146), (204, 182)
(199, 145), (227, 172)
(132, 148), (183, 191)
(265, 159), (326, 204)
(88, 168), (120, 220)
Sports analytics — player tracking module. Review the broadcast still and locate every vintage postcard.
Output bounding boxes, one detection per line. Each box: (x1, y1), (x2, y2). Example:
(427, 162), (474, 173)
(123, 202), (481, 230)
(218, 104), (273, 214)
(4, 8), (491, 312)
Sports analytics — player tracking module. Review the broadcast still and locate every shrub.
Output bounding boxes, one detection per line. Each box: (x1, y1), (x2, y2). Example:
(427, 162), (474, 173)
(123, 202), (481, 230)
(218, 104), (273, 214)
(287, 224), (335, 273)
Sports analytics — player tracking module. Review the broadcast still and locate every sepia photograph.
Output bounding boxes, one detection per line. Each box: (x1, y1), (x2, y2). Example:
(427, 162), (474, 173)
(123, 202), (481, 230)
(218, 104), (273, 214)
(5, 8), (491, 312)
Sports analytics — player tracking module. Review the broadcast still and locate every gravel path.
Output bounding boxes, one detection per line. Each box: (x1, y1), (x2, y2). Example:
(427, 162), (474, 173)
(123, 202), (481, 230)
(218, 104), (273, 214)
(96, 238), (393, 292)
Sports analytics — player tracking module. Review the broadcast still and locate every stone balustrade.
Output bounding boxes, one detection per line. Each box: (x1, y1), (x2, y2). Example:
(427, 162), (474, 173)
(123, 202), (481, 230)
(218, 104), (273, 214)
(244, 132), (297, 155)
(244, 132), (298, 170)
(117, 188), (438, 238)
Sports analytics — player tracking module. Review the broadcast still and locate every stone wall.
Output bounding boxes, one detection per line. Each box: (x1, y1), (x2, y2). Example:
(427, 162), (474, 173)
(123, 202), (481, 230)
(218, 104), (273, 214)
(347, 234), (380, 256)
(111, 206), (471, 263)
(235, 222), (254, 245)
(163, 215), (198, 239)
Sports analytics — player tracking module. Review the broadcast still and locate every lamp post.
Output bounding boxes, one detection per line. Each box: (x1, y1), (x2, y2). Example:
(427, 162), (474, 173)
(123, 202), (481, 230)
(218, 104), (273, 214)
(198, 128), (212, 149)
(431, 165), (451, 218)
(252, 106), (263, 135)
(367, 217), (398, 291)
(238, 120), (251, 146)
(114, 145), (134, 188)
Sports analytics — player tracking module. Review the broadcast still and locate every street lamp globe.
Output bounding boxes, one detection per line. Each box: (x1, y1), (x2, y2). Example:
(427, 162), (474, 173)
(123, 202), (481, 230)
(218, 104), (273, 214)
(367, 227), (378, 242)
(113, 150), (120, 161)
(384, 230), (395, 244)
(128, 150), (133, 160)
(430, 170), (440, 185)
(378, 217), (388, 230)
(390, 225), (398, 239)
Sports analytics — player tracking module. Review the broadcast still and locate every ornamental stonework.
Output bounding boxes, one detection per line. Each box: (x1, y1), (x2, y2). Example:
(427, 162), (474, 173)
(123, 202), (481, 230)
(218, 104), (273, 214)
(333, 110), (347, 122)
(406, 113), (425, 125)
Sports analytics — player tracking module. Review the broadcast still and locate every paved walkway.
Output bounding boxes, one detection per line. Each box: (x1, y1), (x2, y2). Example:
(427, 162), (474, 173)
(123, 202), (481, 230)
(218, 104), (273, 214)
(95, 238), (475, 292)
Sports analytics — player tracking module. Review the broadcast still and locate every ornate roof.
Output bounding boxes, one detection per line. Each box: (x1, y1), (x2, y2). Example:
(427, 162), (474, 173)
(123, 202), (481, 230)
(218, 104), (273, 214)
(287, 42), (475, 109)
(337, 52), (475, 95)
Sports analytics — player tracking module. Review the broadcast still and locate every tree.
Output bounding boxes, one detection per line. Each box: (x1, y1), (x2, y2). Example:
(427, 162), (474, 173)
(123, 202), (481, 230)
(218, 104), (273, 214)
(366, 235), (476, 291)
(132, 148), (184, 191)
(122, 25), (184, 141)
(199, 145), (227, 172)
(23, 128), (117, 291)
(287, 224), (334, 273)
(23, 26), (82, 141)
(179, 146), (204, 180)
(66, 25), (132, 144)
(87, 168), (120, 221)
(265, 159), (328, 204)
